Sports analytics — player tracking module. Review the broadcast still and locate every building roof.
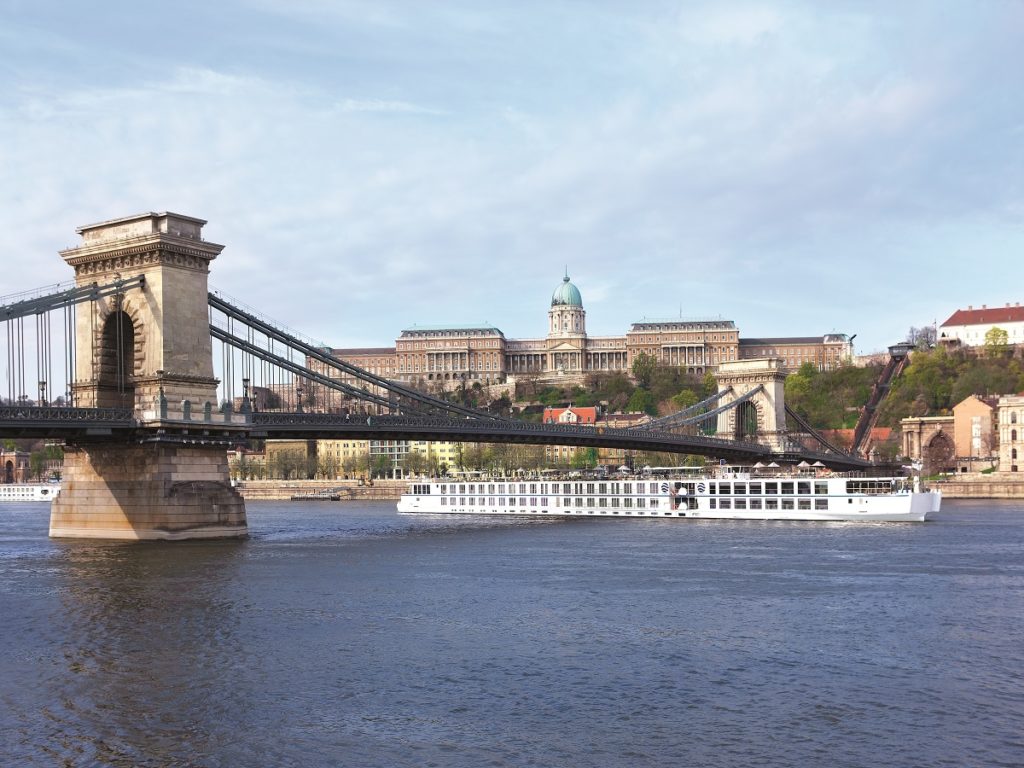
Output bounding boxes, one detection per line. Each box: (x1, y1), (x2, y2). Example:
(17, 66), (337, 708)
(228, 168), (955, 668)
(400, 325), (503, 336)
(941, 304), (1024, 327)
(551, 274), (583, 307)
(543, 406), (597, 423)
(739, 337), (828, 346)
(630, 319), (735, 332)
(331, 347), (396, 357)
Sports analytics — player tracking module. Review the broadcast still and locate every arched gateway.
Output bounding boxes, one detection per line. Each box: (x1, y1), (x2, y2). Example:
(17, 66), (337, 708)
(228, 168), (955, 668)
(50, 213), (246, 540)
(715, 359), (788, 450)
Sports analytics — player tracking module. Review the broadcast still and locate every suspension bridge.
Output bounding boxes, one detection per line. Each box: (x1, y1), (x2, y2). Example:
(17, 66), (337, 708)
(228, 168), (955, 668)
(1, 212), (869, 539)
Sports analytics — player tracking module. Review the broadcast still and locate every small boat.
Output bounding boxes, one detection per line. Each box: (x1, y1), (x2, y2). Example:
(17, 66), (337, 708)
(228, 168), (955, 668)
(397, 467), (939, 523)
(0, 484), (61, 502)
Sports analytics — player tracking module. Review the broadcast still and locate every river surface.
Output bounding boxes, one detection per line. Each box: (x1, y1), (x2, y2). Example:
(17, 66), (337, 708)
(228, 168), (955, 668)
(1, 499), (1023, 767)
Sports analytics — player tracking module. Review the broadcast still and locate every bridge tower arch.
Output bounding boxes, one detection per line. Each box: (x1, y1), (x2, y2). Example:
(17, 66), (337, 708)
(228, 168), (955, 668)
(51, 213), (245, 540)
(715, 359), (788, 450)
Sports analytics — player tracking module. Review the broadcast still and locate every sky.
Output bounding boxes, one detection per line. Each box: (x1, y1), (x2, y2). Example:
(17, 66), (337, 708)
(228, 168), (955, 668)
(1, 0), (1022, 355)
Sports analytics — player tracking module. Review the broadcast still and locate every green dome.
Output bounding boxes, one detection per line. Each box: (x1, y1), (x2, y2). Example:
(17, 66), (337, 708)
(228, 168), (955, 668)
(551, 274), (583, 307)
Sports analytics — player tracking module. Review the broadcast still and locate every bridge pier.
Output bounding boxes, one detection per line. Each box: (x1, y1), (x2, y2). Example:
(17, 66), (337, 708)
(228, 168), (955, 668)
(715, 359), (788, 450)
(49, 211), (247, 540)
(51, 443), (245, 540)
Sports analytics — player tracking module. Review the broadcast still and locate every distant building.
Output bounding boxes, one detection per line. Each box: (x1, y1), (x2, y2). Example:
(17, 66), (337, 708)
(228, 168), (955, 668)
(953, 395), (998, 471)
(997, 394), (1024, 473)
(939, 303), (1024, 347)
(738, 334), (854, 372)
(309, 274), (853, 393)
(542, 406), (598, 425)
(1, 449), (30, 484)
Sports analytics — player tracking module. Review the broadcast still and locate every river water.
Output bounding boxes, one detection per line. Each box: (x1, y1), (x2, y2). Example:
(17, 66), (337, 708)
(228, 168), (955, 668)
(1, 499), (1023, 767)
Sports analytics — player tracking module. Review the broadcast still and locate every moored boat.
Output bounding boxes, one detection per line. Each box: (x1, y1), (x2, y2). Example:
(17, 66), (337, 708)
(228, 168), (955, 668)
(0, 484), (61, 502)
(398, 468), (939, 523)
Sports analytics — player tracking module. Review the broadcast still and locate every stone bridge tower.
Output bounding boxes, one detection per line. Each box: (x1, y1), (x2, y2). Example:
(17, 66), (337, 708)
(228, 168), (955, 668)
(715, 359), (787, 450)
(50, 213), (246, 540)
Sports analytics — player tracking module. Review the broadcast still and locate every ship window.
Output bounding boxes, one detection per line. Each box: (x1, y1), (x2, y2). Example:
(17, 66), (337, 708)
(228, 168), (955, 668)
(650, 499), (658, 508)
(563, 483), (571, 494)
(766, 499), (779, 510)
(637, 497), (646, 508)
(650, 483), (659, 493)
(707, 483), (715, 495)
(530, 497), (537, 506)
(519, 484), (526, 494)
(576, 498), (583, 507)
(624, 498), (633, 508)
(599, 498), (608, 507)
(459, 497), (466, 505)
(749, 482), (762, 495)
(489, 497), (495, 506)
(541, 497), (548, 506)
(814, 482), (828, 495)
(782, 499), (795, 510)
(587, 498), (596, 507)
(720, 499), (731, 509)
(488, 484), (495, 493)
(624, 483), (633, 493)
(468, 484), (475, 494)
(781, 482), (794, 494)
(798, 499), (811, 510)
(750, 499), (762, 510)
(798, 482), (811, 494)
(587, 483), (595, 494)
(735, 499), (746, 509)
(599, 483), (608, 494)
(709, 499), (716, 509)
(530, 484), (537, 494)
(734, 483), (746, 495)
(459, 484), (466, 493)
(765, 482), (778, 494)
(440, 484), (447, 493)
(815, 499), (828, 510)
(719, 483), (730, 495)
(611, 497), (620, 507)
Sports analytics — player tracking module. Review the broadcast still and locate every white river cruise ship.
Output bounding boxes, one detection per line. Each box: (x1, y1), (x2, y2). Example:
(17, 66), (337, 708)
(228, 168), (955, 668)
(0, 484), (61, 503)
(398, 469), (941, 523)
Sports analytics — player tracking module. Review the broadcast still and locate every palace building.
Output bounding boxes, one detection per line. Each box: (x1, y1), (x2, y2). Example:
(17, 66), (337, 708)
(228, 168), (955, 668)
(323, 274), (852, 392)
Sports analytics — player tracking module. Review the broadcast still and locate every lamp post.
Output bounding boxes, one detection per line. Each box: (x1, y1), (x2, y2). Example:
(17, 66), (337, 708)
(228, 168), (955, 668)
(296, 385), (304, 413)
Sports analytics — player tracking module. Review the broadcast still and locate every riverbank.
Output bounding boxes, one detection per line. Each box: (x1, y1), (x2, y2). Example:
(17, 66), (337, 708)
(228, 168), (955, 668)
(234, 479), (405, 501)
(932, 474), (1024, 499)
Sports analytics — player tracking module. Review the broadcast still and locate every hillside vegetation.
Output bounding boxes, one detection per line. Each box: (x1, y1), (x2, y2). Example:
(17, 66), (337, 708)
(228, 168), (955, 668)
(784, 362), (880, 429)
(877, 346), (1024, 425)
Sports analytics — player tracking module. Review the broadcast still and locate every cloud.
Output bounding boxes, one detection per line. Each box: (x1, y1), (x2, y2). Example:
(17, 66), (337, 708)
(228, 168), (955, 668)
(1, 1), (1022, 355)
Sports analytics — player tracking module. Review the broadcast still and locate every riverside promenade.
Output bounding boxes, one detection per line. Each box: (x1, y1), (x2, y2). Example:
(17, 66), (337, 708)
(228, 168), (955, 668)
(233, 479), (406, 501)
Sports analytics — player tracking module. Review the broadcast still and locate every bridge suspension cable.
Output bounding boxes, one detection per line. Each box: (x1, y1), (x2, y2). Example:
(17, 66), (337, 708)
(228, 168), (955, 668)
(208, 292), (505, 420)
(210, 324), (433, 415)
(784, 405), (851, 457)
(643, 387), (734, 430)
(1, 277), (145, 408)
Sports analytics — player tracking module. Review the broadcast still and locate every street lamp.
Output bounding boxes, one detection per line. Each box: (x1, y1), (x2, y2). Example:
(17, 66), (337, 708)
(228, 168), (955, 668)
(296, 385), (303, 413)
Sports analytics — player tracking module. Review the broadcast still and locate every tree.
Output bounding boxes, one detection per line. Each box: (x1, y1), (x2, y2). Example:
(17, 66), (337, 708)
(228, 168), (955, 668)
(907, 325), (937, 349)
(631, 352), (657, 388)
(402, 450), (428, 477)
(569, 447), (598, 469)
(626, 388), (657, 415)
(984, 326), (1009, 358)
(671, 388), (698, 410)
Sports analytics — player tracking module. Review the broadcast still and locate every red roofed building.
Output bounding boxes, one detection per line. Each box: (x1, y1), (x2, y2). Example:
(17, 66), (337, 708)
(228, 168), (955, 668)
(543, 406), (598, 425)
(939, 303), (1024, 347)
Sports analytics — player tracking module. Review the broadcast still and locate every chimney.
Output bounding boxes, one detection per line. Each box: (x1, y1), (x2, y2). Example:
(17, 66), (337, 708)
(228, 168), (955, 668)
(968, 305), (973, 310)
(982, 304), (987, 310)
